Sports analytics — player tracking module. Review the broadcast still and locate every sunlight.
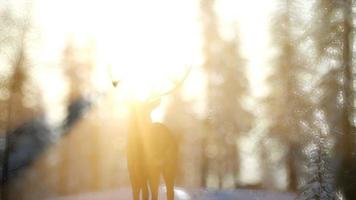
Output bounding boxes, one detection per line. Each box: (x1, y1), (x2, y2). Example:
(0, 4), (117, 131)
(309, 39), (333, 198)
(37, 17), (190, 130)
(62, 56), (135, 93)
(33, 0), (274, 103)
(4, 0), (350, 196)
(216, 0), (276, 99)
(95, 0), (202, 100)
(161, 186), (191, 200)
(33, 0), (202, 101)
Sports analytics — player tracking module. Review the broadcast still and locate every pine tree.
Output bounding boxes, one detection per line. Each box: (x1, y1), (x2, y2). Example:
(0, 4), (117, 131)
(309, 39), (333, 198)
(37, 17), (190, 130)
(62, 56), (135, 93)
(267, 0), (301, 190)
(337, 0), (356, 199)
(296, 0), (350, 199)
(199, 0), (251, 188)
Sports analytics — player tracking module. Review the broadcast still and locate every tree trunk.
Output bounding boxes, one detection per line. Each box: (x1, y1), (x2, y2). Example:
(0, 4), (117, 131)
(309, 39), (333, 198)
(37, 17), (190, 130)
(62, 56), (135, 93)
(339, 1), (356, 199)
(286, 143), (298, 191)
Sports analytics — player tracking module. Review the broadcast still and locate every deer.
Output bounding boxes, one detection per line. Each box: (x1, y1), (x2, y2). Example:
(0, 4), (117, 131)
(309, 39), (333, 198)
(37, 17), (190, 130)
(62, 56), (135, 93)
(111, 67), (191, 200)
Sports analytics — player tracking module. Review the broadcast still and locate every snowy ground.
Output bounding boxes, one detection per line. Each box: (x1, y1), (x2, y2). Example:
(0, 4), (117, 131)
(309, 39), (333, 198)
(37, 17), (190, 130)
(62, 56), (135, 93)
(52, 187), (296, 200)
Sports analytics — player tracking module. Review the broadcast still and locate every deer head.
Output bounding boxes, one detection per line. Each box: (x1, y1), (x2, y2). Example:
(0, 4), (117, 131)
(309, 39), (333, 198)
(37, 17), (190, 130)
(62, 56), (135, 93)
(110, 65), (192, 119)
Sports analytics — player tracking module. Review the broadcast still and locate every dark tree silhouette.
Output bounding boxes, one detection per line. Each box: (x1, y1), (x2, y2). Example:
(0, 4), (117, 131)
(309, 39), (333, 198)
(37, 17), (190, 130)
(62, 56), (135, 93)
(296, 0), (352, 199)
(337, 0), (356, 199)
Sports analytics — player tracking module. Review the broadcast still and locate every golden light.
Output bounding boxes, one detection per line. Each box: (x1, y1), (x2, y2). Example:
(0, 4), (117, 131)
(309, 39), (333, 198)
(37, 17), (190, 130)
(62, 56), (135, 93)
(5, 0), (292, 191)
(33, 0), (202, 102)
(31, 0), (276, 122)
(94, 0), (202, 101)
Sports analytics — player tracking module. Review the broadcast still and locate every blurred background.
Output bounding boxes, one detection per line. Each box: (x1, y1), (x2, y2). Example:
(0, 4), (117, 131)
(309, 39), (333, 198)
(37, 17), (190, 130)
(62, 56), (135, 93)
(1, 0), (356, 199)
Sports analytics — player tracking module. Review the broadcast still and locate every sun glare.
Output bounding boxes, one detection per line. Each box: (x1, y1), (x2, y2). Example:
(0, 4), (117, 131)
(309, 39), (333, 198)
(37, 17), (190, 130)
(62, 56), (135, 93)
(94, 0), (202, 100)
(34, 0), (202, 101)
(33, 0), (274, 111)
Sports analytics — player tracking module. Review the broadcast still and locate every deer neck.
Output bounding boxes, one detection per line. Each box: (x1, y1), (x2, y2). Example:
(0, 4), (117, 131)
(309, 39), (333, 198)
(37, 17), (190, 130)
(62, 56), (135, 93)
(127, 109), (153, 143)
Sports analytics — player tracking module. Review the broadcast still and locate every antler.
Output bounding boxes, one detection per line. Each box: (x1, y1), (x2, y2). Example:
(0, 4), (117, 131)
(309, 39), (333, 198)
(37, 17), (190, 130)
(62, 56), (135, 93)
(112, 80), (120, 87)
(147, 65), (192, 103)
(108, 65), (120, 87)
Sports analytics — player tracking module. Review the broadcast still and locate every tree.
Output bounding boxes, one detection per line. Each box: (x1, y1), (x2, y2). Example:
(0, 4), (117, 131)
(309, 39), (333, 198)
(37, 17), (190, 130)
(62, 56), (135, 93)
(0, 3), (37, 199)
(267, 0), (300, 190)
(200, 0), (251, 188)
(296, 0), (351, 199)
(337, 0), (356, 199)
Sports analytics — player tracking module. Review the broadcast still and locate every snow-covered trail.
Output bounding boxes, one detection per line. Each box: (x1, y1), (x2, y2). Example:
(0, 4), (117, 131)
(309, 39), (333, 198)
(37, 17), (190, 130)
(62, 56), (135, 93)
(53, 187), (296, 200)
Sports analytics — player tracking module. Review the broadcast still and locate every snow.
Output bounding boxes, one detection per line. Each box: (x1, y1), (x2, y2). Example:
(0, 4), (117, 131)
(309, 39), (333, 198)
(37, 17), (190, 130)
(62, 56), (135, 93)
(52, 187), (296, 200)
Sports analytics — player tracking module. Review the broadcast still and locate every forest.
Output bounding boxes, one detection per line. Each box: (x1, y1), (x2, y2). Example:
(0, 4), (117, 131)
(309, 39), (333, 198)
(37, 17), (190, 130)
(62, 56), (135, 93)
(0, 0), (356, 200)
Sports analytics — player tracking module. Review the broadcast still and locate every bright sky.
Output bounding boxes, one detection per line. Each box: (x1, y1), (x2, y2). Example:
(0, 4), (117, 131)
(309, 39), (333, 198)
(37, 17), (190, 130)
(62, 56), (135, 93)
(32, 0), (275, 100)
(27, 0), (277, 129)
(33, 0), (202, 100)
(217, 0), (276, 100)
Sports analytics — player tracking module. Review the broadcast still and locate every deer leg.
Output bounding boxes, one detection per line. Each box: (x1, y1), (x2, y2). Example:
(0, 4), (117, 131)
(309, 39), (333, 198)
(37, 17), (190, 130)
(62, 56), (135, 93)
(163, 176), (174, 200)
(163, 167), (176, 200)
(129, 171), (141, 200)
(148, 171), (160, 200)
(131, 185), (140, 200)
(141, 181), (149, 200)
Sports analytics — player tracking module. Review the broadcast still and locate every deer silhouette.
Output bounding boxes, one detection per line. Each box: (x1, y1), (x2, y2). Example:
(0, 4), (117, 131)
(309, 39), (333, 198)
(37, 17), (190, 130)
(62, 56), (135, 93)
(111, 67), (191, 200)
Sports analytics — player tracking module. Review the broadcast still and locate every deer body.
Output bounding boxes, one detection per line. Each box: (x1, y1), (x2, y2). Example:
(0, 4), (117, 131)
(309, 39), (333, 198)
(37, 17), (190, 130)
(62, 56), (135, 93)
(127, 102), (178, 200)
(110, 65), (191, 200)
